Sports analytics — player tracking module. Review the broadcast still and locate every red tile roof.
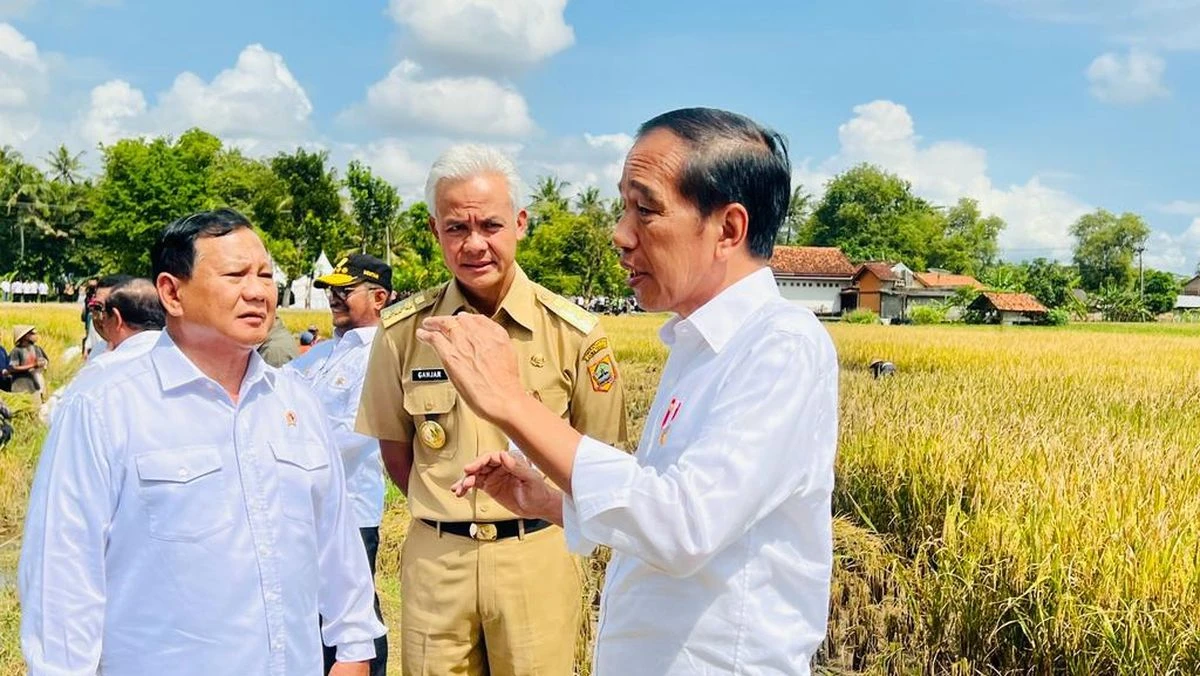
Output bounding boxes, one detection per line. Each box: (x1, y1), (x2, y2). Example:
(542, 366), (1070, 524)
(855, 262), (900, 282)
(914, 272), (984, 289)
(769, 246), (856, 277)
(976, 292), (1048, 314)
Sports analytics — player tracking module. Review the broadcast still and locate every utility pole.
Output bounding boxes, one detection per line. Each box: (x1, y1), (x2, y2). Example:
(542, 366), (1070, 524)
(1135, 244), (1145, 303)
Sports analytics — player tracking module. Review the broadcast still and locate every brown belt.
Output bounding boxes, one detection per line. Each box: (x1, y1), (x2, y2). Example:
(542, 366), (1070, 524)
(421, 518), (551, 541)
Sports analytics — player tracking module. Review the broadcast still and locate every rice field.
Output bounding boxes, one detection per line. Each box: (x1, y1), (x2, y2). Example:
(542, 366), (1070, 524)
(3, 304), (1200, 674)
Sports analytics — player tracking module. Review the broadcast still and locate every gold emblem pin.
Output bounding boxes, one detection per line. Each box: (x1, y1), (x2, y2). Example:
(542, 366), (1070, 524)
(419, 420), (446, 449)
(530, 354), (546, 368)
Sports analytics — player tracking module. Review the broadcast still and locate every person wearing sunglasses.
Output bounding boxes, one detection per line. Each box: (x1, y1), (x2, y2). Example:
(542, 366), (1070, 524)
(288, 253), (393, 676)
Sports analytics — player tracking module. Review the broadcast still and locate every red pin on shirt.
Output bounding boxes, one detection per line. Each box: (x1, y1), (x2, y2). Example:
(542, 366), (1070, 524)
(658, 398), (682, 446)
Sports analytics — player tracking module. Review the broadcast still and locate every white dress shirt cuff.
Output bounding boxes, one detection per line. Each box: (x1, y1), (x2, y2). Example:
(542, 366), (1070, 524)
(561, 494), (598, 556)
(568, 435), (638, 541)
(335, 640), (377, 663)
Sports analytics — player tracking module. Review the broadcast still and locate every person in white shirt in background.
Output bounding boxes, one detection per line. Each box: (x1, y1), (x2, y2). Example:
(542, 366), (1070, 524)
(44, 277), (165, 426)
(19, 208), (385, 676)
(416, 107), (839, 675)
(287, 253), (392, 676)
(1, 278), (10, 302)
(82, 275), (129, 360)
(37, 280), (48, 302)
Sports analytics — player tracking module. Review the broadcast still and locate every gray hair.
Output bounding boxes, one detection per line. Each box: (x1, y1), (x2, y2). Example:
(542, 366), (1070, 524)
(424, 144), (523, 219)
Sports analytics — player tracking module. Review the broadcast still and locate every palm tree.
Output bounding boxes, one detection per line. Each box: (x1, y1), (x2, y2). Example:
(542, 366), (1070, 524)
(45, 145), (85, 185)
(575, 186), (603, 216)
(2, 160), (53, 263)
(529, 175), (570, 212)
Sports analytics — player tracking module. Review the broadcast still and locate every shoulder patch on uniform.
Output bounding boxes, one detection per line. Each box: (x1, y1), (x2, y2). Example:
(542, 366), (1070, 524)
(536, 289), (599, 335)
(381, 286), (441, 328)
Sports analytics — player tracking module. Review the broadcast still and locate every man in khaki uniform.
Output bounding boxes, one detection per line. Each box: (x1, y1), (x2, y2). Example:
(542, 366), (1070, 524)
(356, 143), (627, 676)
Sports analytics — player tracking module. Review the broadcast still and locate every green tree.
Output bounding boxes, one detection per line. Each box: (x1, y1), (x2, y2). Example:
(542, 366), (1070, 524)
(390, 202), (450, 294)
(1021, 258), (1078, 309)
(527, 175), (569, 233)
(344, 160), (401, 261)
(1070, 209), (1149, 292)
(808, 164), (940, 267)
(777, 185), (814, 245)
(269, 148), (348, 284)
(1142, 269), (1181, 315)
(89, 128), (224, 274)
(45, 145), (84, 185)
(931, 198), (1004, 277)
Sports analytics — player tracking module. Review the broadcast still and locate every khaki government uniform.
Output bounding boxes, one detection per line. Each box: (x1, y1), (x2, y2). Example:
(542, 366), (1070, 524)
(356, 266), (628, 676)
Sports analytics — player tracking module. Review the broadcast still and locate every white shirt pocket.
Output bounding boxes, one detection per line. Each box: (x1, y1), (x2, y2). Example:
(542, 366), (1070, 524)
(269, 441), (331, 524)
(134, 446), (233, 542)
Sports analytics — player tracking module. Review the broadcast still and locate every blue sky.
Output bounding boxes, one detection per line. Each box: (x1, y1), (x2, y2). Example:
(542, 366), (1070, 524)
(2, 0), (1198, 271)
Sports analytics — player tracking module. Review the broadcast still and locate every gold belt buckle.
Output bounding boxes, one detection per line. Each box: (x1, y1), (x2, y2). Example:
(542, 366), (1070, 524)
(469, 522), (498, 541)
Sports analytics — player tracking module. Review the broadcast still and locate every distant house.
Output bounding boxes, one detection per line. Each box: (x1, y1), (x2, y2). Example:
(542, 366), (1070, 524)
(1175, 275), (1200, 311)
(913, 271), (984, 291)
(968, 292), (1049, 325)
(769, 246), (857, 316)
(843, 262), (914, 320)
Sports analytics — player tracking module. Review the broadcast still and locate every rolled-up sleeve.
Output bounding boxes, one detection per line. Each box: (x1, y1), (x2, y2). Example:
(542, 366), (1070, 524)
(566, 330), (837, 578)
(313, 414), (387, 661)
(19, 394), (115, 676)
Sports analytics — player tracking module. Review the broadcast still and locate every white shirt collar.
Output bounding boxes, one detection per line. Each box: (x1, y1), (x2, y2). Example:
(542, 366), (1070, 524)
(334, 325), (378, 348)
(659, 267), (780, 353)
(111, 329), (161, 354)
(151, 330), (276, 394)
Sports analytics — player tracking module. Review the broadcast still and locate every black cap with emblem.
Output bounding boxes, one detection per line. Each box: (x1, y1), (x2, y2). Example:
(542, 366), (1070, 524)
(314, 253), (393, 292)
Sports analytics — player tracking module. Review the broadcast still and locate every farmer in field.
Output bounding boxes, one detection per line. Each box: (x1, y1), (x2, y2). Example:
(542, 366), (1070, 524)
(287, 253), (393, 676)
(8, 325), (49, 403)
(356, 143), (628, 676)
(18, 208), (385, 676)
(420, 108), (839, 674)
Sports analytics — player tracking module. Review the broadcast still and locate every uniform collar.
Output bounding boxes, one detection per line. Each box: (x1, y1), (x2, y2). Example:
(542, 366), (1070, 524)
(151, 330), (277, 395)
(659, 267), (780, 353)
(437, 264), (537, 332)
(334, 325), (378, 347)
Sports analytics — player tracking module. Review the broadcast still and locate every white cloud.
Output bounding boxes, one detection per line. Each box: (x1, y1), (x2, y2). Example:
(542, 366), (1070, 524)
(0, 22), (47, 144)
(1157, 200), (1200, 216)
(387, 0), (573, 72)
(78, 44), (313, 153)
(1086, 49), (1169, 104)
(346, 137), (431, 201)
(518, 132), (633, 199)
(78, 79), (145, 145)
(350, 59), (534, 138)
(1143, 218), (1200, 273)
(802, 100), (1091, 260)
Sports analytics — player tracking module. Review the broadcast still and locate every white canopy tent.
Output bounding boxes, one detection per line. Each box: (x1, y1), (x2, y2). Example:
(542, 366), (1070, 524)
(273, 251), (333, 310)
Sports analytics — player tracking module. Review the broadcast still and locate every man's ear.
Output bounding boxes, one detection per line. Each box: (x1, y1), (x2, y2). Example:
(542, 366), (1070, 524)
(715, 202), (750, 261)
(156, 273), (185, 318)
(515, 209), (529, 241)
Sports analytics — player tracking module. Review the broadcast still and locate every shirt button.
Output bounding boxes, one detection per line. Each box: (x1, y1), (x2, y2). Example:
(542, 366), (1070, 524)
(479, 505), (489, 513)
(424, 401), (433, 412)
(177, 468), (188, 478)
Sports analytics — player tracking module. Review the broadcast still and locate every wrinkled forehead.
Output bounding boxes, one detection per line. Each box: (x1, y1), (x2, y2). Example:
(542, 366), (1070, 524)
(193, 228), (270, 268)
(434, 173), (517, 220)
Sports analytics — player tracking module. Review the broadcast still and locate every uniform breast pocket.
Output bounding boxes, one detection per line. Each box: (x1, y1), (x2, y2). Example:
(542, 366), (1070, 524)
(269, 441), (331, 525)
(403, 385), (459, 463)
(135, 446), (234, 542)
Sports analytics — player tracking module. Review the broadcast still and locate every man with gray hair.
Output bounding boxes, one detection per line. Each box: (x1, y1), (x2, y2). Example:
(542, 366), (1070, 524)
(356, 144), (628, 675)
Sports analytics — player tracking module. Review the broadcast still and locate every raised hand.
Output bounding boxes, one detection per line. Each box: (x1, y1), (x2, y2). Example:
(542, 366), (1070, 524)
(451, 451), (562, 523)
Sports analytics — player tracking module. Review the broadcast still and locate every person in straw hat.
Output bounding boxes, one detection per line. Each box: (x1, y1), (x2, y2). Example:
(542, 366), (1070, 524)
(8, 325), (48, 402)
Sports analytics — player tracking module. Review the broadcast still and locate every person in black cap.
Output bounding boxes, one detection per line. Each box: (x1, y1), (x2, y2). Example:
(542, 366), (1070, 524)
(288, 252), (393, 676)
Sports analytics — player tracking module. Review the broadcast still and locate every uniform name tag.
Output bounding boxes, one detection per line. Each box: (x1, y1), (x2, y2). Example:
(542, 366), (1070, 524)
(412, 368), (448, 382)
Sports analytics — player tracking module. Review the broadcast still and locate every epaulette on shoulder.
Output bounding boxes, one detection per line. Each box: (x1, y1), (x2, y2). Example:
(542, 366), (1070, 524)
(381, 287), (440, 329)
(536, 287), (598, 335)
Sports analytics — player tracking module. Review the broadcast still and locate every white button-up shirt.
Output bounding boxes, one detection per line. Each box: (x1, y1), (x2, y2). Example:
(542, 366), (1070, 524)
(287, 326), (385, 528)
(45, 330), (161, 427)
(562, 267), (839, 675)
(19, 331), (385, 676)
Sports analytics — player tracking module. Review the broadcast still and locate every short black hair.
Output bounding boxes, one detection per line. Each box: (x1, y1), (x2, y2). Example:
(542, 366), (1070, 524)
(151, 208), (252, 280)
(637, 107), (791, 259)
(97, 274), (134, 290)
(105, 278), (165, 332)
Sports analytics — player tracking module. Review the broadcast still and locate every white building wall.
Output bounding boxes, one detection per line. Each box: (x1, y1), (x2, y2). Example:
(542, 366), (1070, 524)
(775, 276), (851, 315)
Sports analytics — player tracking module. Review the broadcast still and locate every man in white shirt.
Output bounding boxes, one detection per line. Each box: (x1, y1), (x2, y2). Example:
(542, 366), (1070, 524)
(37, 280), (48, 302)
(287, 253), (392, 676)
(19, 208), (385, 676)
(415, 107), (839, 675)
(1, 278), (10, 301)
(44, 277), (165, 426)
